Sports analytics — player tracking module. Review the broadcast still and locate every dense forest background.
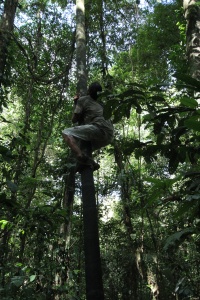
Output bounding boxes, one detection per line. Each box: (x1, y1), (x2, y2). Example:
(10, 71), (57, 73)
(1, 0), (200, 299)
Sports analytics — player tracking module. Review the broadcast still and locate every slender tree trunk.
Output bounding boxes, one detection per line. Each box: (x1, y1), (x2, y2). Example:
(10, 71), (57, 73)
(76, 0), (87, 95)
(76, 2), (104, 298)
(99, 0), (107, 77)
(55, 0), (87, 292)
(0, 230), (10, 287)
(114, 142), (141, 300)
(0, 0), (18, 86)
(183, 0), (200, 80)
(81, 161), (104, 300)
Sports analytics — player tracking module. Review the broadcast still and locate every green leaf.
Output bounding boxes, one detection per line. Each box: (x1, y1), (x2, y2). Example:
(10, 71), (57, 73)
(163, 228), (195, 251)
(147, 176), (180, 187)
(11, 276), (25, 287)
(15, 262), (23, 267)
(180, 96), (198, 108)
(6, 180), (18, 192)
(0, 145), (13, 162)
(0, 220), (8, 230)
(29, 275), (36, 282)
(0, 116), (12, 123)
(0, 193), (18, 208)
(184, 117), (200, 131)
(172, 126), (187, 143)
(103, 99), (119, 120)
(175, 72), (200, 90)
(113, 105), (125, 123)
(175, 199), (197, 217)
(118, 89), (145, 99)
(149, 95), (166, 102)
(0, 145), (9, 154)
(144, 177), (161, 184)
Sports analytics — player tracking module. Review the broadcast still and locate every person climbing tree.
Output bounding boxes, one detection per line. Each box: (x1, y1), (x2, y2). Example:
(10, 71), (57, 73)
(62, 82), (114, 168)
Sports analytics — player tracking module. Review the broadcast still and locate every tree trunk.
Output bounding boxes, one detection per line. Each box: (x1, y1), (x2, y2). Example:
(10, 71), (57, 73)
(99, 0), (108, 77)
(75, 1), (104, 298)
(0, 0), (18, 86)
(76, 0), (87, 95)
(81, 164), (104, 300)
(114, 142), (141, 299)
(183, 0), (200, 80)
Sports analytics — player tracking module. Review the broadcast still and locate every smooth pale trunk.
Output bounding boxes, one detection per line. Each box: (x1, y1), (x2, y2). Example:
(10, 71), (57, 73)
(183, 0), (200, 80)
(76, 0), (87, 95)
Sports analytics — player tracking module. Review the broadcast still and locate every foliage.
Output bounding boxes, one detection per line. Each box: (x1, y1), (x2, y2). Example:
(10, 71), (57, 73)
(1, 0), (200, 300)
(99, 71), (200, 299)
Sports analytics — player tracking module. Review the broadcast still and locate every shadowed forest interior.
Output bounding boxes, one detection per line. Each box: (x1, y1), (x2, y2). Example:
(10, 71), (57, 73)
(0, 0), (200, 299)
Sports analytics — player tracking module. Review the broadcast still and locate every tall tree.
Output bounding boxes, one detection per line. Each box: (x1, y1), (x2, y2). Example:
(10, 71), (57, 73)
(76, 1), (104, 299)
(76, 0), (87, 95)
(0, 0), (18, 105)
(184, 0), (200, 79)
(2, 0), (200, 299)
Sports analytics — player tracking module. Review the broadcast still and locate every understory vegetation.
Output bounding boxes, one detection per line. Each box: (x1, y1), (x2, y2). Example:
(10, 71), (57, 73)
(0, 0), (200, 299)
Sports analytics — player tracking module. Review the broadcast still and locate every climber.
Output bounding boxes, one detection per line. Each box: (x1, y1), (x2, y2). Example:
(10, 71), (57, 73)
(62, 82), (114, 167)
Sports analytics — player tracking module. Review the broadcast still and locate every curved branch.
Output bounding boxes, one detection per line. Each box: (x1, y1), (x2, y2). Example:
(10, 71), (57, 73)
(12, 30), (76, 84)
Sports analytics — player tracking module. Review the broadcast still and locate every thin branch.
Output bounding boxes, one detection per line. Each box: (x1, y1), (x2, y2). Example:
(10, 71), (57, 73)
(11, 30), (76, 84)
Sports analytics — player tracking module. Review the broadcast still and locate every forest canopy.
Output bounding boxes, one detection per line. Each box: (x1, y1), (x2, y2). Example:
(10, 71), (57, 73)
(0, 0), (200, 299)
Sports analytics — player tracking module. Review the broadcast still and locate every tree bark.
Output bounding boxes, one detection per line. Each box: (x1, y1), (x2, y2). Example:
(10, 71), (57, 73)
(76, 0), (87, 95)
(114, 142), (141, 299)
(75, 1), (104, 298)
(0, 0), (18, 86)
(80, 143), (104, 300)
(99, 0), (108, 78)
(183, 0), (200, 80)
